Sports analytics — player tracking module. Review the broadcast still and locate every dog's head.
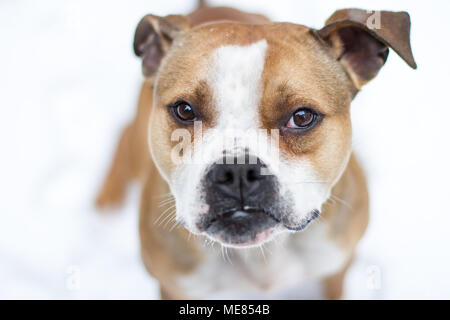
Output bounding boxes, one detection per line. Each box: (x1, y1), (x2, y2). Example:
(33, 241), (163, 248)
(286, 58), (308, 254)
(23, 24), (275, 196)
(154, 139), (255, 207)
(134, 8), (416, 247)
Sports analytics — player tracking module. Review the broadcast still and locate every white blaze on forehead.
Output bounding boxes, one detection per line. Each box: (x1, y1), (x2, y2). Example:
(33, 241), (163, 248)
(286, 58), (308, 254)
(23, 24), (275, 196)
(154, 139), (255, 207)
(208, 40), (268, 132)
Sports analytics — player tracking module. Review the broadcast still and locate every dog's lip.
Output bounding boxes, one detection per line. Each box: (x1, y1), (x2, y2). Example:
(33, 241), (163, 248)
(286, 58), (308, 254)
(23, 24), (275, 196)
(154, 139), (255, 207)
(202, 207), (320, 231)
(283, 209), (320, 231)
(205, 206), (278, 226)
(200, 207), (279, 247)
(221, 227), (278, 248)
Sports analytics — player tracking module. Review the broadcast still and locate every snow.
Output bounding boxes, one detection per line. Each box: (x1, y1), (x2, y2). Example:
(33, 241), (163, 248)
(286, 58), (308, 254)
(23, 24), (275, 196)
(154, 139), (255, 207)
(1, 0), (449, 299)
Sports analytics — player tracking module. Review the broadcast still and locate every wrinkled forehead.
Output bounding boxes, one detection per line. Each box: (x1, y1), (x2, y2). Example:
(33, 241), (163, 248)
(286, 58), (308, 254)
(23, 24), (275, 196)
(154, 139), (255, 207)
(155, 22), (351, 116)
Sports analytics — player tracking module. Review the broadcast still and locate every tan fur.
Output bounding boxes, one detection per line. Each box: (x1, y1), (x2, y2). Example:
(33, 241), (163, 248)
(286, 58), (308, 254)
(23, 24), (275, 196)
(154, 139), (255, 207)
(323, 253), (355, 300)
(96, 81), (153, 207)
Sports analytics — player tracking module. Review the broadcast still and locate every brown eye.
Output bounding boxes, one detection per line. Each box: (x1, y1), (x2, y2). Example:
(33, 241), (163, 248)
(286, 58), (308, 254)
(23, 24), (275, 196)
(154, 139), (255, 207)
(286, 108), (317, 129)
(173, 101), (197, 122)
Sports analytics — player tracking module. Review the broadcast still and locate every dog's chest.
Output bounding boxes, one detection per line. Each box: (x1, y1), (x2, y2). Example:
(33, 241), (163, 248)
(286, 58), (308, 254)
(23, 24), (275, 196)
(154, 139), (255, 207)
(177, 224), (348, 299)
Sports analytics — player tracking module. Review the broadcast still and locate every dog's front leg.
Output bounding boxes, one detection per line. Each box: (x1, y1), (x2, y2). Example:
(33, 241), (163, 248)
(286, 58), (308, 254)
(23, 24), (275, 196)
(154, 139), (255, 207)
(322, 254), (354, 300)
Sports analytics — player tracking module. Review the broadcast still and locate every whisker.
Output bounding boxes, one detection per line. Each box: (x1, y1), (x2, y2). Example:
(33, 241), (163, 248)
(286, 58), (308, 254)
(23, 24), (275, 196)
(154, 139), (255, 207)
(158, 197), (175, 207)
(259, 245), (267, 264)
(168, 217), (180, 232)
(221, 245), (226, 262)
(330, 194), (352, 209)
(262, 243), (273, 256)
(224, 247), (233, 265)
(159, 209), (176, 227)
(154, 203), (176, 225)
(163, 214), (177, 229)
(313, 214), (325, 225)
(156, 209), (175, 227)
(155, 205), (174, 222)
(153, 192), (174, 199)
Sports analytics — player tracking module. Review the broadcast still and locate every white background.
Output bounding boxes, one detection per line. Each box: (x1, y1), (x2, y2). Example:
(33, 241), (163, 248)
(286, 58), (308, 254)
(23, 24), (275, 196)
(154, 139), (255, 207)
(1, 0), (449, 299)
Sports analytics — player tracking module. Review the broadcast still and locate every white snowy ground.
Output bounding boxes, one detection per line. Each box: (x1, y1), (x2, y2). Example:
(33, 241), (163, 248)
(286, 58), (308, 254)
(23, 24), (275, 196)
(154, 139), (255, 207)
(1, 0), (449, 299)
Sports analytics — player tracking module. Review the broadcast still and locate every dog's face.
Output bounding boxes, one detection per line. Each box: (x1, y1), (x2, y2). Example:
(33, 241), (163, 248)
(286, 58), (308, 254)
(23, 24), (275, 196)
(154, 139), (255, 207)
(134, 9), (416, 247)
(150, 24), (353, 247)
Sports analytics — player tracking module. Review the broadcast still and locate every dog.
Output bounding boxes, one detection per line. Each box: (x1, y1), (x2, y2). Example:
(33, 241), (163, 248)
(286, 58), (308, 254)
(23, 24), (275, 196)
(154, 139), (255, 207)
(96, 1), (416, 299)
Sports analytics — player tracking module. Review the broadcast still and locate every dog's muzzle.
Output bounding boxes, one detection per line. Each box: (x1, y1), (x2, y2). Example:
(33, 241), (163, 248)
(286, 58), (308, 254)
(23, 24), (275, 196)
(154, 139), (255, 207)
(197, 154), (282, 246)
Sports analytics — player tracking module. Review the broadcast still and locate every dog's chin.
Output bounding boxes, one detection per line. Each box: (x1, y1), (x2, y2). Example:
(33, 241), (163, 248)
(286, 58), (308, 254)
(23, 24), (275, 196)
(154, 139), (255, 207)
(206, 227), (280, 248)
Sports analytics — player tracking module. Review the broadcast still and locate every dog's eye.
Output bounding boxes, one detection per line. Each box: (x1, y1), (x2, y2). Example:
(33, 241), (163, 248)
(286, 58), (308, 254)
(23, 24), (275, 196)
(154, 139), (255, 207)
(172, 101), (197, 122)
(286, 108), (317, 129)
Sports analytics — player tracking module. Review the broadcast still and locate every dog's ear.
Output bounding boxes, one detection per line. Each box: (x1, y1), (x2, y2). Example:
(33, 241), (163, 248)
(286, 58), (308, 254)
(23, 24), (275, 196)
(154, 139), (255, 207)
(317, 8), (417, 89)
(134, 14), (191, 77)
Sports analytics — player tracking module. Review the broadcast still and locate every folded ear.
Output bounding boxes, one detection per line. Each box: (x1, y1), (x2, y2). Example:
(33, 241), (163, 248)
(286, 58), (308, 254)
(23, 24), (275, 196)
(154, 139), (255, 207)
(134, 14), (191, 77)
(317, 8), (417, 89)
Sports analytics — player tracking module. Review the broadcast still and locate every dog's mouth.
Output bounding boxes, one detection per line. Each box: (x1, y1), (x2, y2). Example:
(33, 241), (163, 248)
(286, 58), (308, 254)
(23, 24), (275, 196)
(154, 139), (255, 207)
(201, 207), (279, 247)
(199, 207), (320, 247)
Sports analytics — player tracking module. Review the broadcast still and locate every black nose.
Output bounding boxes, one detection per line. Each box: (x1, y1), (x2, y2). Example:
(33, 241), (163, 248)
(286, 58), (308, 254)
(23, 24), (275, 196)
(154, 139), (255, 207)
(200, 154), (281, 245)
(208, 155), (267, 200)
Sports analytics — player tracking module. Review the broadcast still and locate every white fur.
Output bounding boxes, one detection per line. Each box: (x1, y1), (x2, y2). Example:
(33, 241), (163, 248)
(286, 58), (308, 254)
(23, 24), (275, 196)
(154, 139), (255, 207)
(177, 223), (348, 299)
(210, 39), (267, 132)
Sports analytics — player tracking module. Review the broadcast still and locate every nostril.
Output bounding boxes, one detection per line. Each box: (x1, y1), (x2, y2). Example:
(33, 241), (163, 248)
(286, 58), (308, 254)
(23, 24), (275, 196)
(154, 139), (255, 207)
(208, 155), (270, 200)
(215, 168), (234, 184)
(224, 170), (234, 184)
(246, 168), (259, 182)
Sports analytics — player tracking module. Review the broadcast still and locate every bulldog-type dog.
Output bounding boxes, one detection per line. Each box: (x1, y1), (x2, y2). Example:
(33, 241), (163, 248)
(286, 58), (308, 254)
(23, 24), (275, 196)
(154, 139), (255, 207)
(96, 2), (416, 299)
